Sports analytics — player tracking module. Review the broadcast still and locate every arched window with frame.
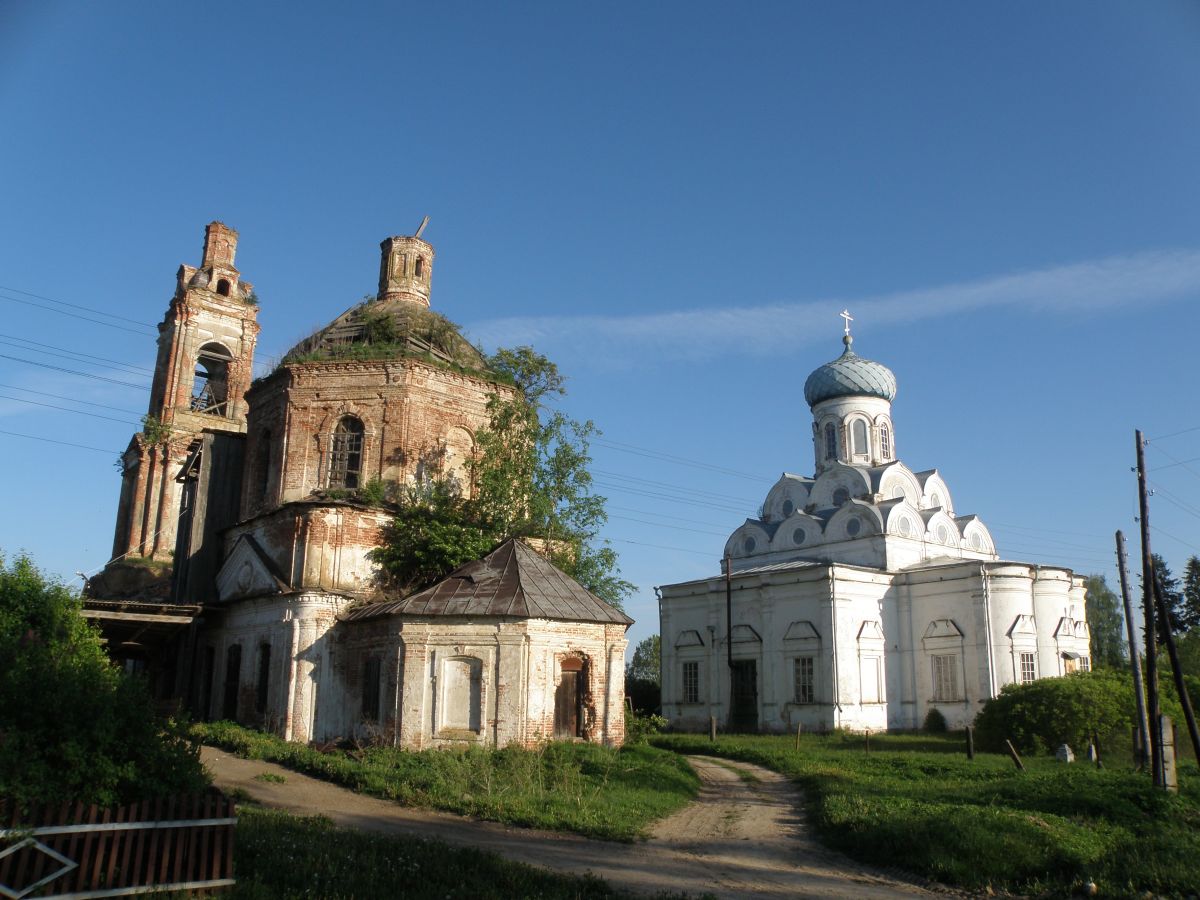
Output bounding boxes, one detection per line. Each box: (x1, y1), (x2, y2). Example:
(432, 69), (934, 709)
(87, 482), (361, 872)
(328, 416), (365, 489)
(191, 343), (233, 415)
(851, 419), (869, 456)
(415, 256), (425, 278)
(880, 423), (891, 459)
(824, 423), (837, 460)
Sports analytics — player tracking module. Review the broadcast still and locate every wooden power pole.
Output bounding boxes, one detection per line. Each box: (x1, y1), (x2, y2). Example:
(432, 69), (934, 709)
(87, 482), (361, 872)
(1116, 530), (1151, 768)
(1135, 429), (1165, 787)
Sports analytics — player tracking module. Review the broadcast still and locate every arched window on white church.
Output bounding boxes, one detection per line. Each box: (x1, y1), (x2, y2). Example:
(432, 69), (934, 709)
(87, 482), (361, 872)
(852, 419), (868, 456)
(824, 423), (837, 460)
(880, 424), (891, 459)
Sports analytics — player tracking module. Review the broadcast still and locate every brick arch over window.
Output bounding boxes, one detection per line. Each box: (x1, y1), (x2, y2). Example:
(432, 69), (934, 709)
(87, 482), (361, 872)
(328, 416), (365, 489)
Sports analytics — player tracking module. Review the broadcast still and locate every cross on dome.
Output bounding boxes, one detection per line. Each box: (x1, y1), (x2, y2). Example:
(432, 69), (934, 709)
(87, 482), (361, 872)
(840, 309), (854, 336)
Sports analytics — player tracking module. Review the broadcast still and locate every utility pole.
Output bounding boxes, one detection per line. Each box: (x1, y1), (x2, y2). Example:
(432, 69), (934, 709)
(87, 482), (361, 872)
(1116, 530), (1150, 769)
(1154, 574), (1200, 762)
(1136, 429), (1165, 787)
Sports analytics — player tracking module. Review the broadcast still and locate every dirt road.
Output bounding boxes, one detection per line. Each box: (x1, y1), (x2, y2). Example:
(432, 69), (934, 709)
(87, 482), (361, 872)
(203, 747), (954, 898)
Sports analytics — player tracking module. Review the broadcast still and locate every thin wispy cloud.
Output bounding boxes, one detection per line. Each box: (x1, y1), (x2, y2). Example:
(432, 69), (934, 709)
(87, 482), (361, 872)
(468, 248), (1200, 368)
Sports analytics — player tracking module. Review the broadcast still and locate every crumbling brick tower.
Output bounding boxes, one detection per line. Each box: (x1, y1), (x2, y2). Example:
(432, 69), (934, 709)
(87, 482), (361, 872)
(111, 222), (260, 561)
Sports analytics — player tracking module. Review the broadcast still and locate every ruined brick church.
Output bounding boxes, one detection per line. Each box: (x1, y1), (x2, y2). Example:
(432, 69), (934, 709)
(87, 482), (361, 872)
(86, 222), (630, 747)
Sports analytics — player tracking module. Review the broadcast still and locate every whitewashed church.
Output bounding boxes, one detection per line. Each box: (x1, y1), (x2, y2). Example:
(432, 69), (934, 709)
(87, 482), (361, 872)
(658, 317), (1091, 732)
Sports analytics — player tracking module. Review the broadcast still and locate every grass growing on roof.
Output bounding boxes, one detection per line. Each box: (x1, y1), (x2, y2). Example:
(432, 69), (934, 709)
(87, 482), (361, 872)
(232, 805), (693, 899)
(196, 721), (698, 841)
(651, 731), (1200, 898)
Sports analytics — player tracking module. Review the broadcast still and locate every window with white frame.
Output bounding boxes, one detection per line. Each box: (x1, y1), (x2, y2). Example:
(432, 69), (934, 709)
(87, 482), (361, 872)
(880, 423), (891, 459)
(932, 654), (959, 702)
(682, 661), (700, 704)
(793, 657), (815, 704)
(1080, 656), (1090, 672)
(1020, 652), (1036, 684)
(852, 418), (869, 455)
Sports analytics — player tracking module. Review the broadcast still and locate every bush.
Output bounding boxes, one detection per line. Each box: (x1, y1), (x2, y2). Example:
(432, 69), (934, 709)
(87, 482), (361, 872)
(973, 671), (1133, 755)
(624, 710), (667, 743)
(922, 707), (948, 733)
(0, 553), (207, 807)
(624, 675), (661, 715)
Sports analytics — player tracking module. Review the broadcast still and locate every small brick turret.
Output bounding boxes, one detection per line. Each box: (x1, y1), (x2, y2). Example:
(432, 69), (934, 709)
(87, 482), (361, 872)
(378, 234), (435, 307)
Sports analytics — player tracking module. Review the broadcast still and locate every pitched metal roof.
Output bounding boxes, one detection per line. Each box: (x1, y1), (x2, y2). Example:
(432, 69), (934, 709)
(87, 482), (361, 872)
(341, 538), (633, 625)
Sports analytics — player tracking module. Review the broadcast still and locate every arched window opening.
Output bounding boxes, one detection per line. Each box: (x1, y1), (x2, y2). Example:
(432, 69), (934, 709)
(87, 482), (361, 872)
(253, 430), (271, 505)
(852, 419), (868, 455)
(833, 487), (850, 506)
(191, 343), (233, 415)
(216, 278), (231, 296)
(415, 256), (425, 278)
(880, 424), (891, 459)
(824, 423), (837, 460)
(328, 416), (365, 489)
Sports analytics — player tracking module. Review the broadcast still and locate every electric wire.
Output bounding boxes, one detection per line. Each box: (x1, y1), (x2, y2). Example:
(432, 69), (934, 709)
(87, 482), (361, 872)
(591, 438), (774, 483)
(0, 393), (141, 426)
(0, 383), (143, 416)
(0, 290), (156, 336)
(0, 283), (157, 328)
(0, 338), (156, 379)
(0, 332), (157, 375)
(0, 428), (122, 454)
(0, 354), (149, 389)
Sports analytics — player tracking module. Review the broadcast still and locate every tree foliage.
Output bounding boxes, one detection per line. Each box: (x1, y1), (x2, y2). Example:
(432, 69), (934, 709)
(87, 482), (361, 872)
(1148, 554), (1185, 642)
(1182, 555), (1200, 632)
(1083, 574), (1126, 669)
(973, 671), (1134, 755)
(375, 347), (633, 609)
(626, 635), (661, 684)
(0, 553), (207, 807)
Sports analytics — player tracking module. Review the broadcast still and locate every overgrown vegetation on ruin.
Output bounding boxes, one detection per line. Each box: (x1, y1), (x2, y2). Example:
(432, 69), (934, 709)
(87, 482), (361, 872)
(372, 346), (634, 610)
(194, 721), (699, 841)
(651, 731), (1200, 898)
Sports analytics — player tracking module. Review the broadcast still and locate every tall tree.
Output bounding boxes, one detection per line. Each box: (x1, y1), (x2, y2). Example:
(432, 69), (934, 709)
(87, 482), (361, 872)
(1149, 553), (1186, 642)
(626, 634), (661, 684)
(1182, 555), (1200, 632)
(1083, 574), (1126, 669)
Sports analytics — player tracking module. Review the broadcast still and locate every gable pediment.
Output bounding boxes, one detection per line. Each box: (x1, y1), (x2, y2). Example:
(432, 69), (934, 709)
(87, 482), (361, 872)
(1007, 614), (1037, 637)
(923, 619), (964, 640)
(783, 620), (821, 642)
(731, 624), (761, 643)
(675, 629), (705, 648)
(857, 620), (884, 642)
(216, 534), (290, 603)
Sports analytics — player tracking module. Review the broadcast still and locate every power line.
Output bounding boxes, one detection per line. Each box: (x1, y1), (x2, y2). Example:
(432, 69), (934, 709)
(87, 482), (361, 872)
(594, 469), (759, 505)
(0, 354), (149, 389)
(0, 383), (143, 416)
(1146, 424), (1200, 442)
(0, 332), (157, 375)
(0, 338), (156, 379)
(0, 291), (156, 336)
(1150, 524), (1200, 555)
(0, 393), (141, 426)
(592, 438), (774, 483)
(0, 428), (121, 454)
(1145, 442), (1200, 482)
(0, 283), (156, 328)
(607, 514), (728, 537)
(608, 537), (716, 558)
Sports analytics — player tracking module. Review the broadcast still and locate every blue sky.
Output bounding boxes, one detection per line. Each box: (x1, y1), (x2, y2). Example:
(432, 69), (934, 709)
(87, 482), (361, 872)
(2, 2), (1199, 654)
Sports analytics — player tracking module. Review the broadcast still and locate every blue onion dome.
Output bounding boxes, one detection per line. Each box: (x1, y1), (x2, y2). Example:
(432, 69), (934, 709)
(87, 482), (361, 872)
(803, 335), (897, 406)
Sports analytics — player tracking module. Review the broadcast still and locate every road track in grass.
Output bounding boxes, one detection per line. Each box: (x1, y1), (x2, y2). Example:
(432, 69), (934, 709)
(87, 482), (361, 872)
(203, 747), (963, 898)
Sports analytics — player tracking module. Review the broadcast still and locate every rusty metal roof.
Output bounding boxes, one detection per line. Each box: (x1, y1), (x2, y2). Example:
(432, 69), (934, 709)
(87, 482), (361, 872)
(342, 538), (633, 625)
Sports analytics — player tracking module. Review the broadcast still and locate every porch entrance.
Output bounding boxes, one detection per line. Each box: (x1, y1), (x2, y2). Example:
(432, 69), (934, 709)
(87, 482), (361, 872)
(729, 659), (758, 732)
(554, 658), (584, 738)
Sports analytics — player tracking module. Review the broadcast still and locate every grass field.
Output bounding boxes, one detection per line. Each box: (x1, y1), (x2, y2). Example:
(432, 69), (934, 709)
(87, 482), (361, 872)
(196, 721), (699, 841)
(231, 805), (684, 899)
(651, 731), (1200, 898)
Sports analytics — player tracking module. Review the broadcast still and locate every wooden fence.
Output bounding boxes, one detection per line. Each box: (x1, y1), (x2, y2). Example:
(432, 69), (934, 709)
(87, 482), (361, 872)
(0, 792), (235, 898)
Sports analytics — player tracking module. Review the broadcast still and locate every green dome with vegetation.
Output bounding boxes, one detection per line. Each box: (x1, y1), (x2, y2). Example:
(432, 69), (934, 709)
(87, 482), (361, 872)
(281, 297), (491, 375)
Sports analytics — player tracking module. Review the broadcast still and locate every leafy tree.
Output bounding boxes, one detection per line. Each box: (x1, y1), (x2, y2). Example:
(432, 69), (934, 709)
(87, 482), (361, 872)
(625, 635), (661, 714)
(375, 347), (633, 610)
(1182, 555), (1200, 632)
(1083, 574), (1126, 669)
(973, 671), (1134, 754)
(626, 635), (661, 684)
(0, 553), (207, 807)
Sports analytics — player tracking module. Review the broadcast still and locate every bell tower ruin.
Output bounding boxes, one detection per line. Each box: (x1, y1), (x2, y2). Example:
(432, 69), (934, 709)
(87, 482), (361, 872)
(111, 221), (261, 562)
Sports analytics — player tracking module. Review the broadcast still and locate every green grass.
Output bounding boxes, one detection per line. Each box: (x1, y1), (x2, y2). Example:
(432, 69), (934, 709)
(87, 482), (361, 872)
(232, 805), (687, 899)
(196, 721), (699, 841)
(652, 731), (1200, 898)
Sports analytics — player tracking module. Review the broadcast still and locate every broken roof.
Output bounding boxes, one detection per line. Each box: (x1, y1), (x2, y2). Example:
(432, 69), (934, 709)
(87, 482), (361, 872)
(342, 538), (633, 626)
